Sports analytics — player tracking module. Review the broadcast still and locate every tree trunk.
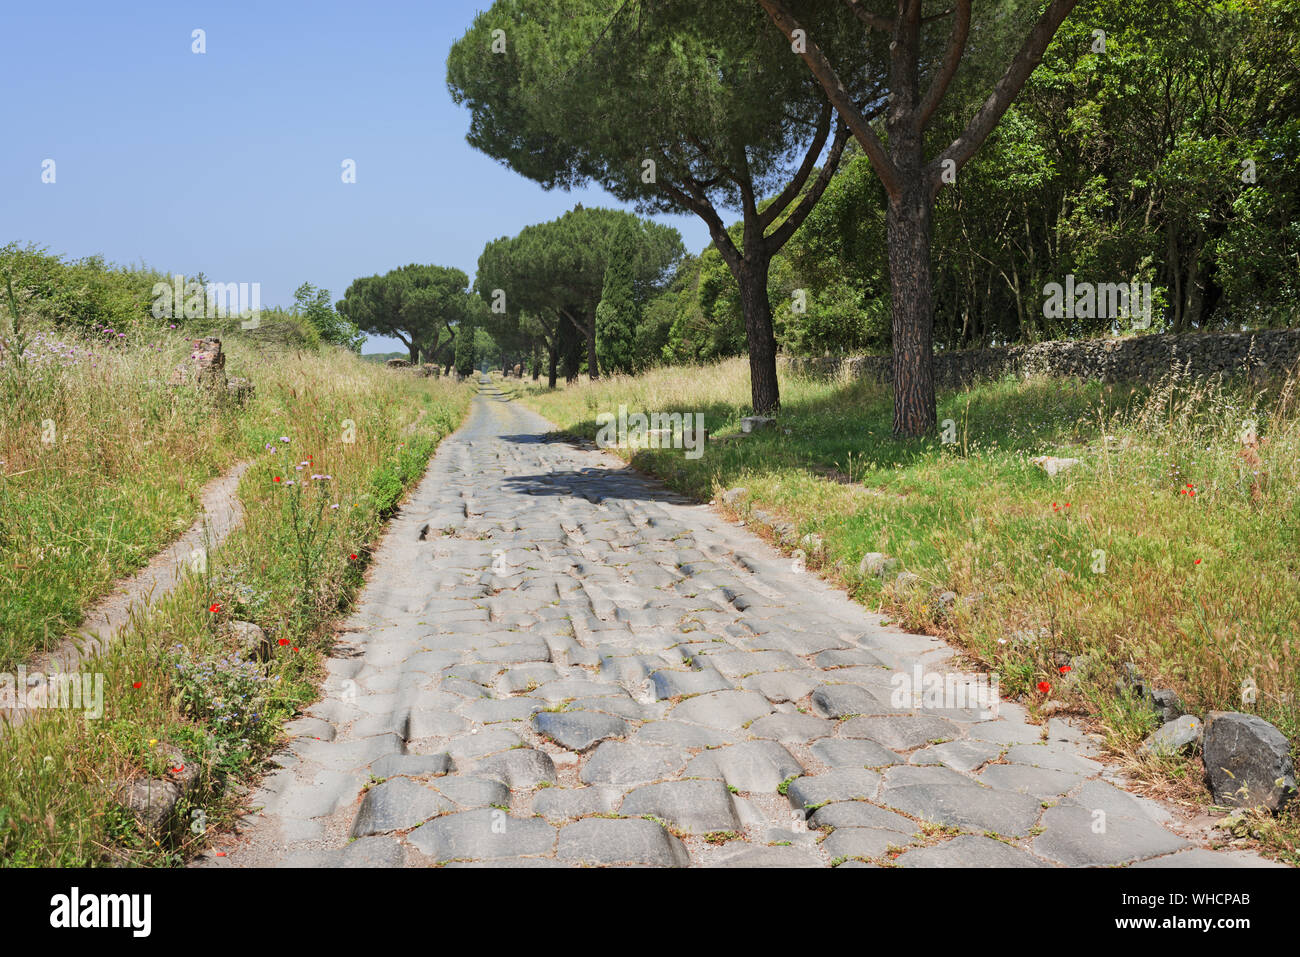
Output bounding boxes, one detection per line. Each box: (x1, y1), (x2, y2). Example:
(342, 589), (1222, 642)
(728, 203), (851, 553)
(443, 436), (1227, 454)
(737, 259), (780, 415)
(886, 182), (938, 437)
(585, 315), (599, 380)
(406, 341), (419, 364)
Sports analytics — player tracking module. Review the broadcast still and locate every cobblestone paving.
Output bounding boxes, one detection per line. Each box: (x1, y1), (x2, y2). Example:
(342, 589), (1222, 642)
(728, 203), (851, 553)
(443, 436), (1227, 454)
(212, 382), (1281, 868)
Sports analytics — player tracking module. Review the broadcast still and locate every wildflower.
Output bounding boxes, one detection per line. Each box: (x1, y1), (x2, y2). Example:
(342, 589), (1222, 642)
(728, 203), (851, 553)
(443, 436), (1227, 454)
(280, 436), (290, 443)
(273, 476), (282, 483)
(349, 553), (358, 560)
(1036, 681), (1051, 694)
(1194, 558), (1202, 565)
(278, 638), (290, 646)
(1058, 665), (1071, 675)
(209, 603), (221, 613)
(133, 681), (142, 689)
(331, 503), (340, 509)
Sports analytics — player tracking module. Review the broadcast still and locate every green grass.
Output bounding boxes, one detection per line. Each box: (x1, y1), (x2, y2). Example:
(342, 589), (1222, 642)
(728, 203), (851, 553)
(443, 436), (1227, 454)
(518, 357), (1300, 863)
(0, 332), (470, 865)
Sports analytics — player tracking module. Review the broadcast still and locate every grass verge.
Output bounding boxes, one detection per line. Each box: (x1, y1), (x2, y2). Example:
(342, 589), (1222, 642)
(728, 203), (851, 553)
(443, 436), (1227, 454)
(0, 334), (469, 865)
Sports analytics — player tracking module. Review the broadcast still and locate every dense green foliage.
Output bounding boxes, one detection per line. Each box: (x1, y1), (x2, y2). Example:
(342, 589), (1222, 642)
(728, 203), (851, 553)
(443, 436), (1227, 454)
(474, 206), (683, 381)
(653, 0), (1300, 359)
(336, 264), (483, 366)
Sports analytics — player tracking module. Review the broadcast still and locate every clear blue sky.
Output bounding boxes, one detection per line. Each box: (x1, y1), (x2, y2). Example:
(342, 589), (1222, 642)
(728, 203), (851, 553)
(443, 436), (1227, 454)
(0, 0), (711, 353)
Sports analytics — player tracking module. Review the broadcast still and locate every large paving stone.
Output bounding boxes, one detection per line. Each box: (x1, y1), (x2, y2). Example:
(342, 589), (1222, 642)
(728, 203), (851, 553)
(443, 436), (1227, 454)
(1034, 801), (1187, 866)
(292, 733), (405, 771)
(966, 717), (1044, 746)
(532, 787), (619, 822)
(408, 808), (557, 862)
(261, 769), (363, 820)
(531, 677), (625, 702)
(620, 780), (741, 833)
(532, 710), (629, 752)
(459, 698), (543, 723)
(430, 775), (511, 809)
(823, 827), (911, 861)
(650, 668), (733, 699)
(786, 769), (882, 810)
(580, 742), (687, 787)
(704, 844), (823, 868)
(840, 715), (961, 750)
(976, 763), (1083, 798)
(908, 739), (1003, 771)
(669, 690), (773, 728)
(446, 727), (523, 760)
(741, 671), (820, 703)
(748, 713), (836, 744)
(811, 684), (893, 719)
(1001, 743), (1104, 775)
(701, 650), (805, 680)
(633, 720), (737, 748)
(880, 783), (1042, 837)
(811, 738), (903, 769)
(339, 836), (407, 867)
(557, 818), (689, 866)
(809, 801), (916, 833)
(471, 748), (557, 789)
(895, 834), (1048, 868)
(369, 752), (452, 779)
(350, 778), (453, 837)
(684, 740), (803, 793)
(407, 709), (470, 738)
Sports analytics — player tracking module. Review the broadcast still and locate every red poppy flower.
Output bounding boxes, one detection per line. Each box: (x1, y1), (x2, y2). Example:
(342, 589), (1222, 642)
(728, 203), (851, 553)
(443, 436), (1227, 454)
(292, 646), (299, 652)
(274, 476), (282, 483)
(1058, 665), (1071, 674)
(278, 638), (290, 646)
(349, 553), (358, 560)
(170, 765), (184, 774)
(1037, 681), (1051, 694)
(208, 603), (220, 614)
(132, 681), (142, 689)
(1194, 558), (1202, 565)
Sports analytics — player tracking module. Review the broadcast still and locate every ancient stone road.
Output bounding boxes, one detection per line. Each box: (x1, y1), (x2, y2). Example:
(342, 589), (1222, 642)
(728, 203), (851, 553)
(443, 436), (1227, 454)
(214, 381), (1279, 868)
